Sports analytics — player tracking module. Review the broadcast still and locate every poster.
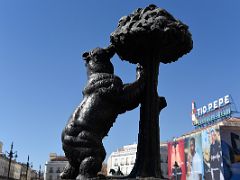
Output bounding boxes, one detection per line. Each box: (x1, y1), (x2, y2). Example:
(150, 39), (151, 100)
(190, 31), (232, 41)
(220, 126), (240, 180)
(168, 139), (186, 180)
(184, 132), (203, 180)
(202, 127), (224, 180)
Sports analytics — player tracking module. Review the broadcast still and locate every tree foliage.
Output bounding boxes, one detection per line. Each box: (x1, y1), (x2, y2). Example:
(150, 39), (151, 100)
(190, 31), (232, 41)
(110, 4), (193, 64)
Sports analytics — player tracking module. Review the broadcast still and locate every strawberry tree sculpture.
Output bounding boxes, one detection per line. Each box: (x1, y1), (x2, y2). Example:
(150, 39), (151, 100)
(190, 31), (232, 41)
(110, 4), (193, 178)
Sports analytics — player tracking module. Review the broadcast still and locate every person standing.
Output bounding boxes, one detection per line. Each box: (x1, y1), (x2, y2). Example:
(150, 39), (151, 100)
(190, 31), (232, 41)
(187, 137), (202, 180)
(210, 129), (222, 180)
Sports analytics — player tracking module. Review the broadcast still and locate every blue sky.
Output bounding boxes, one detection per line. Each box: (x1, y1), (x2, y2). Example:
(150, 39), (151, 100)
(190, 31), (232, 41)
(1, 0), (240, 170)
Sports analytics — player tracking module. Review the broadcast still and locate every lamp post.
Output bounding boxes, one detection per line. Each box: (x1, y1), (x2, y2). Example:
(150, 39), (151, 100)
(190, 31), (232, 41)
(38, 165), (41, 180)
(6, 142), (17, 179)
(26, 155), (29, 180)
(25, 155), (33, 180)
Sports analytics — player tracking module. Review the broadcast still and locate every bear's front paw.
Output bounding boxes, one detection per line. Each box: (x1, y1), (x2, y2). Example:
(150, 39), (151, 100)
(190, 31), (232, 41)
(136, 63), (144, 80)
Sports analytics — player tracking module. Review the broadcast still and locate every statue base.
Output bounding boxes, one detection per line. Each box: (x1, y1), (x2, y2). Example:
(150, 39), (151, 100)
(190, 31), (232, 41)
(107, 178), (166, 180)
(83, 178), (166, 180)
(106, 176), (166, 180)
(65, 177), (166, 180)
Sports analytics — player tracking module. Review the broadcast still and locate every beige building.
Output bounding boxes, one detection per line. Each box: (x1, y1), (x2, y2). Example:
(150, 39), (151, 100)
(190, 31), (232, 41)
(0, 141), (21, 180)
(19, 162), (37, 180)
(0, 141), (37, 180)
(0, 154), (21, 180)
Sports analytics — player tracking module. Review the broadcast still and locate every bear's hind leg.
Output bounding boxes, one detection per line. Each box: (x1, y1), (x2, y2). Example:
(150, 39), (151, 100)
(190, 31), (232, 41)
(60, 162), (79, 179)
(61, 144), (81, 179)
(77, 155), (105, 180)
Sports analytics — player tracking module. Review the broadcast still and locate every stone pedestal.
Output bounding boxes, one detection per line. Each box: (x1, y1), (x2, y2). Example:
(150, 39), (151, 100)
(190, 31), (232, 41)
(106, 176), (167, 180)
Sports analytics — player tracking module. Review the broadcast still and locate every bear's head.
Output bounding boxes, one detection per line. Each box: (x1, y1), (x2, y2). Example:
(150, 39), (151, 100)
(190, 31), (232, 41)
(82, 45), (115, 77)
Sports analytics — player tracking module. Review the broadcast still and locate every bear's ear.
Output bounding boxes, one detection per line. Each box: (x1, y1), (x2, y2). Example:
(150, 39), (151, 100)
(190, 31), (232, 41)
(82, 52), (90, 61)
(106, 44), (115, 59)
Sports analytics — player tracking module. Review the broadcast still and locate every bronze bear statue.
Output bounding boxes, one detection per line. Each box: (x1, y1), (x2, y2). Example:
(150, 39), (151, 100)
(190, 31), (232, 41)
(61, 45), (145, 179)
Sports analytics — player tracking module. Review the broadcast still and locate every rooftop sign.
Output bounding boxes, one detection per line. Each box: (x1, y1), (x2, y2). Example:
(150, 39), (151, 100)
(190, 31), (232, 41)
(192, 95), (232, 128)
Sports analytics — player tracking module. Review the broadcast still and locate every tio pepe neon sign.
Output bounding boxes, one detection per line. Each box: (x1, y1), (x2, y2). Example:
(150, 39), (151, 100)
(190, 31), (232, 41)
(192, 95), (232, 127)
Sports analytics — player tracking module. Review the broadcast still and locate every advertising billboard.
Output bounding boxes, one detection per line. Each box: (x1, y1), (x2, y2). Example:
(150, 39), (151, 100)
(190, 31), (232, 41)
(192, 95), (232, 128)
(184, 132), (203, 180)
(220, 126), (240, 180)
(168, 139), (186, 180)
(202, 127), (224, 179)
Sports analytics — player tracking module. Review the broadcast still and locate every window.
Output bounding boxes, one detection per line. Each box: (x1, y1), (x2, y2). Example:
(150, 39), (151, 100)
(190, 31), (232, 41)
(120, 158), (125, 166)
(114, 158), (118, 166)
(121, 167), (125, 174)
(131, 156), (135, 164)
(49, 167), (53, 173)
(56, 167), (61, 173)
(126, 157), (129, 165)
(49, 175), (53, 180)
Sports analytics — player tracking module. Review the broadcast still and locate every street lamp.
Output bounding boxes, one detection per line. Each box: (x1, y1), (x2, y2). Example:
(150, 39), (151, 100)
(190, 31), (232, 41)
(26, 155), (33, 180)
(38, 165), (42, 180)
(6, 142), (17, 179)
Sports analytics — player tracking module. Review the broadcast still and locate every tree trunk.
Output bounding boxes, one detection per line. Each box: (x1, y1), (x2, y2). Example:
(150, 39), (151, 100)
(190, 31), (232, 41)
(129, 57), (161, 178)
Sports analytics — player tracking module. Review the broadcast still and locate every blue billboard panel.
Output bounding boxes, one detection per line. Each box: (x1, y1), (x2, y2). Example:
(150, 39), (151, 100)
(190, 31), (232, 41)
(220, 126), (240, 180)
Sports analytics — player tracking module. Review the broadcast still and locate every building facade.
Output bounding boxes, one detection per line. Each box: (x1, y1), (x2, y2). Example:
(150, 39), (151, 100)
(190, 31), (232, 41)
(107, 117), (240, 180)
(168, 117), (240, 180)
(19, 163), (38, 180)
(0, 154), (21, 180)
(107, 144), (137, 176)
(44, 153), (67, 180)
(107, 143), (168, 178)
